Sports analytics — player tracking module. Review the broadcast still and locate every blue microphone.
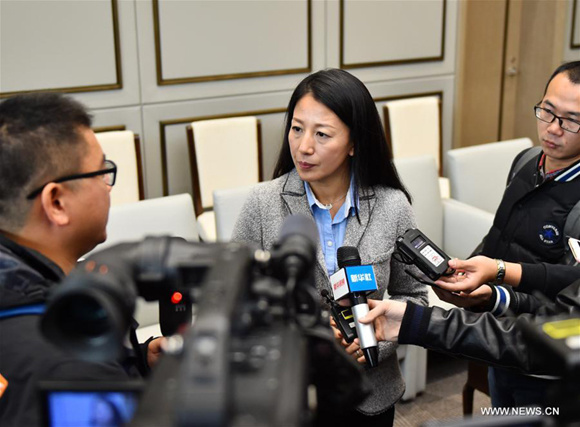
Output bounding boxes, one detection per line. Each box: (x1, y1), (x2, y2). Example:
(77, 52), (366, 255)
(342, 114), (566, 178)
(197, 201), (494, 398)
(330, 246), (379, 368)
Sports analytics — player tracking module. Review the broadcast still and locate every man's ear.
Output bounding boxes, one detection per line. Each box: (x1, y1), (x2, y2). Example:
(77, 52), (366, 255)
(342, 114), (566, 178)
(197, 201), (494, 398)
(39, 183), (71, 226)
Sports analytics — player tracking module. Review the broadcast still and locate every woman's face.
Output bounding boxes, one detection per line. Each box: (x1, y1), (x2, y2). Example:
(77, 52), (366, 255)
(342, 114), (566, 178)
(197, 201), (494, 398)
(289, 93), (354, 188)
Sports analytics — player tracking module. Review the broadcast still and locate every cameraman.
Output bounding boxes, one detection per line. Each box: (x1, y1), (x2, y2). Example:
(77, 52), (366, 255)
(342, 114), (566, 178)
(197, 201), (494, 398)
(358, 255), (580, 375)
(0, 94), (162, 427)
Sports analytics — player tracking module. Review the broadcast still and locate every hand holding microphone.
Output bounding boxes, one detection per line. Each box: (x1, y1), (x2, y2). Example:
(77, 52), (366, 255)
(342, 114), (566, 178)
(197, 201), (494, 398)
(357, 299), (407, 343)
(329, 246), (379, 368)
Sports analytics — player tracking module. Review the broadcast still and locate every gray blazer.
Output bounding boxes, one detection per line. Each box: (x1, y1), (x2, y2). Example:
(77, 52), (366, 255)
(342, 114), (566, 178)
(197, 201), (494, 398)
(232, 169), (428, 414)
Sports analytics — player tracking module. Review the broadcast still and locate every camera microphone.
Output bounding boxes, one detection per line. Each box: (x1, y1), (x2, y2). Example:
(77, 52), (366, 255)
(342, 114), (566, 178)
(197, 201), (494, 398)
(276, 214), (318, 280)
(331, 246), (379, 368)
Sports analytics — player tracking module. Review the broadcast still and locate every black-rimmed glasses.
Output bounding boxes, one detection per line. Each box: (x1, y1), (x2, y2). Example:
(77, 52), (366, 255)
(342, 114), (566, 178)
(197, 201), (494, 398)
(26, 159), (117, 200)
(534, 105), (580, 133)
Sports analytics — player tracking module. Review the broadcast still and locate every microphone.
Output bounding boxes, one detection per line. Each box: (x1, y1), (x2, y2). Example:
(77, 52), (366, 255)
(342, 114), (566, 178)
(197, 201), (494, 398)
(275, 214), (318, 281)
(330, 246), (379, 368)
(272, 215), (318, 323)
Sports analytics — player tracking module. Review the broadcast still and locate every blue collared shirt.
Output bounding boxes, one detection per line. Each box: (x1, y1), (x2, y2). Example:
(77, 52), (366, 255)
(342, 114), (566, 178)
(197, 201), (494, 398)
(305, 179), (358, 275)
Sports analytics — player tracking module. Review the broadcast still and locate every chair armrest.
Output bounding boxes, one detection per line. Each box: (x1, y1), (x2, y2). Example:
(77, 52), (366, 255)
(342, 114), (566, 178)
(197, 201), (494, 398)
(442, 198), (494, 259)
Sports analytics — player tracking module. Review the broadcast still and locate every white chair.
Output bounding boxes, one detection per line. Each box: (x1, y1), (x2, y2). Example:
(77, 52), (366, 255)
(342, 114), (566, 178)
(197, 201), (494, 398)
(95, 130), (144, 206)
(446, 138), (534, 214)
(187, 117), (262, 242)
(393, 155), (494, 401)
(394, 156), (494, 261)
(213, 184), (257, 241)
(88, 194), (199, 338)
(384, 96), (450, 198)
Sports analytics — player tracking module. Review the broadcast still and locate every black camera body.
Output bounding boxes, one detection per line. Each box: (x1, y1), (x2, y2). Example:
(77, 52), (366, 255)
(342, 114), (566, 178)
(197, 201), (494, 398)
(395, 228), (453, 281)
(42, 216), (368, 426)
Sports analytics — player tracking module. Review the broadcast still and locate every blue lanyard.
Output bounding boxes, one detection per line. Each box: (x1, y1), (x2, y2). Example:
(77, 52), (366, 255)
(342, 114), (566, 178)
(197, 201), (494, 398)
(0, 304), (46, 319)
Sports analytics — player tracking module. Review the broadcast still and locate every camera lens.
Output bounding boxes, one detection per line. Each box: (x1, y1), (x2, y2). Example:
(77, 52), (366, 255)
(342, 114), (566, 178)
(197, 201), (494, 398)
(55, 294), (111, 339)
(42, 286), (128, 361)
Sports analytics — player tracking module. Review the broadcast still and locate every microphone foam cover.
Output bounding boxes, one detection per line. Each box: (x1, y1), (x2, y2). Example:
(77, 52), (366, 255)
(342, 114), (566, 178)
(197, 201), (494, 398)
(337, 246), (361, 268)
(280, 214), (318, 248)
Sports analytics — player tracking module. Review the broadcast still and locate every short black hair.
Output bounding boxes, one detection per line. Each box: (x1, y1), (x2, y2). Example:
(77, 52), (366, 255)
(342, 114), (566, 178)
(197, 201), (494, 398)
(0, 93), (92, 231)
(543, 61), (580, 95)
(273, 68), (410, 202)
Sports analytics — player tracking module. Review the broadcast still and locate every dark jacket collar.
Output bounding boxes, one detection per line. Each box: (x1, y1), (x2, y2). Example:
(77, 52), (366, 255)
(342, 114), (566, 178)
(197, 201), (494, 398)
(0, 233), (65, 309)
(0, 233), (64, 282)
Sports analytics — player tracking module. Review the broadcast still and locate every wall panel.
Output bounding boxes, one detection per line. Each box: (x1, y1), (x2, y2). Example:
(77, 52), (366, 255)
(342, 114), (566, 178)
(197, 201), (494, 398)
(572, 0), (580, 47)
(565, 0), (580, 61)
(1, 0), (463, 201)
(0, 0), (120, 95)
(137, 0), (326, 104)
(154, 0), (310, 84)
(341, 0), (445, 68)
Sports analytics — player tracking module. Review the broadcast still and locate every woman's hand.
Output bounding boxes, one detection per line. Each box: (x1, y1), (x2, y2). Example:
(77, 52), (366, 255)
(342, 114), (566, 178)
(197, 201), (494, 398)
(434, 256), (497, 293)
(329, 316), (366, 364)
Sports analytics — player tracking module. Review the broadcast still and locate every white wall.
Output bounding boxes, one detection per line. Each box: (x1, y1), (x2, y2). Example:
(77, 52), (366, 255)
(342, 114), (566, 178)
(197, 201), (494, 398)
(3, 0), (458, 198)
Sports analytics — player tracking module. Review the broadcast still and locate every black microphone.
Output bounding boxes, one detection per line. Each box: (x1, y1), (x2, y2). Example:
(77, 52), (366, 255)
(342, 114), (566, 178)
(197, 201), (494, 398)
(276, 214), (318, 280)
(336, 246), (379, 368)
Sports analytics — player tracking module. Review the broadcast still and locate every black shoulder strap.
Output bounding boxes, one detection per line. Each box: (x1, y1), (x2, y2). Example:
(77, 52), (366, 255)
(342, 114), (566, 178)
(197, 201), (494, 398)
(508, 146), (542, 184)
(129, 318), (150, 377)
(562, 186), (580, 265)
(565, 201), (580, 240)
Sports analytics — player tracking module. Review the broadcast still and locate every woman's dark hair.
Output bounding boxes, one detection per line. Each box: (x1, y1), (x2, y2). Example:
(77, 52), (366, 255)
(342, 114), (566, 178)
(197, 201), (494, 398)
(272, 68), (410, 202)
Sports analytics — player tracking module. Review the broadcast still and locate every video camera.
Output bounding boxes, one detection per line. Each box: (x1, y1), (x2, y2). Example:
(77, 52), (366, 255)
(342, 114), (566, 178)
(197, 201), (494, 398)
(41, 215), (367, 426)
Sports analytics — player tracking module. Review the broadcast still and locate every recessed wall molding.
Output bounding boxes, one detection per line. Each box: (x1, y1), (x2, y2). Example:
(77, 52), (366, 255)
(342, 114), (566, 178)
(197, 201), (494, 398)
(152, 0), (312, 85)
(340, 0), (446, 69)
(572, 0), (580, 49)
(0, 0), (122, 97)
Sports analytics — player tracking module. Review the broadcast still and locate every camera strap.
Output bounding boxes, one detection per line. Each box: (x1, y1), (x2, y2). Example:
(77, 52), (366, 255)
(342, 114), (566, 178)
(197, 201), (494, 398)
(129, 319), (151, 377)
(0, 304), (45, 320)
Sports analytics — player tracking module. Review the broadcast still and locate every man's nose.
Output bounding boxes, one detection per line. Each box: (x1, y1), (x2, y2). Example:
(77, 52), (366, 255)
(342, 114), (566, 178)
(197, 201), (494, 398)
(547, 118), (564, 135)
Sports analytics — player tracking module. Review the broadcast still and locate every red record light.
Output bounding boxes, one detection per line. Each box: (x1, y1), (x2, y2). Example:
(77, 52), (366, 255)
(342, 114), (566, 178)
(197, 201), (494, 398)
(171, 292), (183, 304)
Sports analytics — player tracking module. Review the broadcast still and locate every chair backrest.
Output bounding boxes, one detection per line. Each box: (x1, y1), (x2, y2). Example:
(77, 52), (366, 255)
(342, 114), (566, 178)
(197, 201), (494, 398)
(384, 96), (442, 172)
(394, 155), (443, 247)
(213, 184), (257, 241)
(446, 138), (533, 214)
(95, 130), (144, 206)
(87, 194), (199, 328)
(187, 117), (262, 217)
(90, 193), (199, 254)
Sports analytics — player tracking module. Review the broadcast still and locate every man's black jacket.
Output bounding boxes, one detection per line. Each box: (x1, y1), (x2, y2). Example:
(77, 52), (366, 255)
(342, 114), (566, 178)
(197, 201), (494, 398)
(0, 234), (131, 427)
(399, 278), (580, 375)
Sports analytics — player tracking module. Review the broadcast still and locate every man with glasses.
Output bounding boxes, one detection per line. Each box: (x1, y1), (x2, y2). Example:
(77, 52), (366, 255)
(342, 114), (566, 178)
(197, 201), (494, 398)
(433, 61), (580, 409)
(0, 93), (159, 426)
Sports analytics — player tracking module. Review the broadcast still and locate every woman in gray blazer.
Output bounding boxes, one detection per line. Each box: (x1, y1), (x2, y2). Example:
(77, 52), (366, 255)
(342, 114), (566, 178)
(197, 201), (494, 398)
(232, 69), (427, 426)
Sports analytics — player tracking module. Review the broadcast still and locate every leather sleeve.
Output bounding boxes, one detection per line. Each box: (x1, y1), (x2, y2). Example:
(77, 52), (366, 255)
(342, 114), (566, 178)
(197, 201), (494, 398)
(398, 280), (580, 375)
